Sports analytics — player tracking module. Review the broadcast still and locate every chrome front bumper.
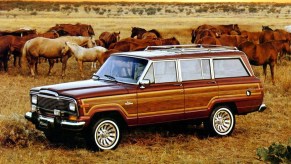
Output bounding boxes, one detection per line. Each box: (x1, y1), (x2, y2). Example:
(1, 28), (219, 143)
(25, 112), (85, 131)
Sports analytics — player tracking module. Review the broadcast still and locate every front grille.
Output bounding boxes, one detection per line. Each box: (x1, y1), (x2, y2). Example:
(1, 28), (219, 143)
(38, 95), (70, 111)
(35, 93), (77, 117)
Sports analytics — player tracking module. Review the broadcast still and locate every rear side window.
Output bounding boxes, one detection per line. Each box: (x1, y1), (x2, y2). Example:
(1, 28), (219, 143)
(213, 58), (249, 78)
(180, 59), (211, 81)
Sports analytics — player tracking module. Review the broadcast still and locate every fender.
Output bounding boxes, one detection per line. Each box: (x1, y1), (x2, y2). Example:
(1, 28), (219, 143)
(83, 103), (137, 126)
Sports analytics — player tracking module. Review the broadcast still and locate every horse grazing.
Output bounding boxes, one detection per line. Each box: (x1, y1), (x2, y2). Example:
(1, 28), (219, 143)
(191, 29), (221, 44)
(62, 42), (107, 78)
(99, 31), (120, 48)
(0, 28), (37, 37)
(268, 40), (291, 62)
(238, 41), (278, 84)
(47, 23), (95, 37)
(22, 36), (96, 77)
(131, 27), (162, 39)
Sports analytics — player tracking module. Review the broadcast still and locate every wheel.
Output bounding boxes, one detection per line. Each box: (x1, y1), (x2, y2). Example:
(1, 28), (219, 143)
(205, 106), (235, 136)
(87, 118), (121, 151)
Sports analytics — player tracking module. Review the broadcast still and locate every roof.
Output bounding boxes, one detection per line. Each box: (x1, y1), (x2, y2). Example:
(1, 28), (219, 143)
(113, 44), (244, 60)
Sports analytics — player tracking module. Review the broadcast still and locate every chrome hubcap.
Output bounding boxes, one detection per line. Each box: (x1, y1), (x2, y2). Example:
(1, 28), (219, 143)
(96, 121), (117, 148)
(213, 109), (232, 133)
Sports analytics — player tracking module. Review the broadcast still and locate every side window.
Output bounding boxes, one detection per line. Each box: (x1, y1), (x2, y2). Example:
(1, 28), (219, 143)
(143, 64), (154, 83)
(214, 58), (249, 78)
(180, 59), (211, 81)
(154, 61), (177, 83)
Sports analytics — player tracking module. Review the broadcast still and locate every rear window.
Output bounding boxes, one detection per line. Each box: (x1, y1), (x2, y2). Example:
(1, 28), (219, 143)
(180, 59), (211, 81)
(213, 58), (249, 78)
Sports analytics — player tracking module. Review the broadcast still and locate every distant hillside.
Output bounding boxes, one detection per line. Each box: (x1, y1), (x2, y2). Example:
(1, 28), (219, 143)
(0, 1), (290, 18)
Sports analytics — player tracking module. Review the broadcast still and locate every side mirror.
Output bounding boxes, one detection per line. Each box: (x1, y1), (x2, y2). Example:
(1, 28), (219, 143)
(139, 79), (150, 89)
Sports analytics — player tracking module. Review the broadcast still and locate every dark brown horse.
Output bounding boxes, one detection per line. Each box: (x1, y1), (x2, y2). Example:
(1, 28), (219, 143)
(0, 28), (37, 37)
(238, 41), (278, 84)
(262, 25), (273, 31)
(0, 35), (16, 71)
(130, 27), (162, 39)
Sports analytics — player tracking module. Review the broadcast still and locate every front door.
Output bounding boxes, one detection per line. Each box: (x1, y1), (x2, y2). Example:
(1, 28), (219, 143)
(137, 60), (185, 125)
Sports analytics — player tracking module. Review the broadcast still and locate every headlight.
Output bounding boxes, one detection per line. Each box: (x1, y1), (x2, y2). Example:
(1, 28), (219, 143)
(69, 102), (76, 112)
(31, 95), (37, 104)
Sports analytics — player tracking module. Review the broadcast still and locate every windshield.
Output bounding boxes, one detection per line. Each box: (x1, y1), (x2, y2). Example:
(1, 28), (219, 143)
(96, 55), (148, 84)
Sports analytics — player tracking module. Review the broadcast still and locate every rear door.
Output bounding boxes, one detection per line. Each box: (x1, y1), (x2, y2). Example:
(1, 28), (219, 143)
(180, 58), (219, 119)
(137, 60), (185, 125)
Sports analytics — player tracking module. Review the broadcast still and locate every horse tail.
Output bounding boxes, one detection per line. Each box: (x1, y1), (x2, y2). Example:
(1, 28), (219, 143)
(21, 40), (30, 69)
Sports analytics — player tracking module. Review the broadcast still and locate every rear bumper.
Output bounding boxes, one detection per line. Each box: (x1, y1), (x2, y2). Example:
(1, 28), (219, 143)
(25, 112), (85, 131)
(258, 103), (267, 112)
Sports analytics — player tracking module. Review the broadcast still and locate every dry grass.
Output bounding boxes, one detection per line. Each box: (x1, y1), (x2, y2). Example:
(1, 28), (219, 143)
(0, 2), (291, 163)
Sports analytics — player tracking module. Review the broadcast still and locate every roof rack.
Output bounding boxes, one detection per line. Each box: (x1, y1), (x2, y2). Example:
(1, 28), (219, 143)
(144, 44), (238, 52)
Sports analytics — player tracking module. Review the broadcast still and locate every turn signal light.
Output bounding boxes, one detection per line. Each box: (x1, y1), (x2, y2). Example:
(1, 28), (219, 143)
(68, 115), (78, 121)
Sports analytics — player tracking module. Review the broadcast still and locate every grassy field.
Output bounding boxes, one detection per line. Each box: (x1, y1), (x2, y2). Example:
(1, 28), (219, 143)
(0, 2), (291, 163)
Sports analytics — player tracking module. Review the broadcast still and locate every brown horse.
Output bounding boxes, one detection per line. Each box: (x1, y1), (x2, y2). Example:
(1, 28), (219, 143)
(22, 36), (96, 77)
(241, 31), (262, 44)
(130, 27), (162, 39)
(191, 29), (220, 44)
(47, 23), (95, 37)
(268, 40), (291, 62)
(109, 37), (179, 52)
(238, 41), (278, 84)
(196, 36), (221, 45)
(142, 32), (158, 39)
(99, 31), (120, 48)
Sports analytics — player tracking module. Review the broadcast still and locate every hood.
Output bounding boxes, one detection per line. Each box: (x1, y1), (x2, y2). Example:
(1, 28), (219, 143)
(31, 79), (130, 99)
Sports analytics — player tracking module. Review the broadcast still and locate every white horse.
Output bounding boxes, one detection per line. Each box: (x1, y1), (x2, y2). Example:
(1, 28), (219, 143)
(22, 36), (96, 77)
(62, 42), (107, 78)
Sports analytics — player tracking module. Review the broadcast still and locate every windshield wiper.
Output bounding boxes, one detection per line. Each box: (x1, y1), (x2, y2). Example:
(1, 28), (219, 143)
(104, 74), (117, 81)
(92, 73), (100, 80)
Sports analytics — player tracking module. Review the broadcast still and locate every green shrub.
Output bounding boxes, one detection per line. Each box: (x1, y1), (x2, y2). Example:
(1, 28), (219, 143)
(257, 140), (291, 163)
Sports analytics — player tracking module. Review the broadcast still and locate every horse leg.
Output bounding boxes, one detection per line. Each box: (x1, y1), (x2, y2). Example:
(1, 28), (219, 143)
(270, 62), (275, 85)
(3, 60), (8, 72)
(77, 60), (84, 78)
(18, 55), (21, 68)
(61, 56), (69, 78)
(34, 61), (38, 75)
(29, 58), (36, 77)
(13, 55), (17, 67)
(48, 59), (55, 76)
(263, 64), (267, 82)
(91, 62), (96, 71)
